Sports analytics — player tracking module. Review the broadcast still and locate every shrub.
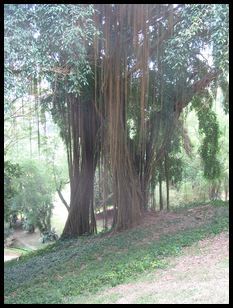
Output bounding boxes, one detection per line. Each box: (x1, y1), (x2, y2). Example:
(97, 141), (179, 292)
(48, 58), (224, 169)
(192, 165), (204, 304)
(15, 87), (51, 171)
(12, 160), (56, 234)
(40, 228), (59, 243)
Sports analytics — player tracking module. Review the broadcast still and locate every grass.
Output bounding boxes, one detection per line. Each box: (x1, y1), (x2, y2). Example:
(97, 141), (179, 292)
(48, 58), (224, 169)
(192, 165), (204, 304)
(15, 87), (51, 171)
(71, 291), (122, 304)
(4, 201), (229, 304)
(4, 247), (33, 256)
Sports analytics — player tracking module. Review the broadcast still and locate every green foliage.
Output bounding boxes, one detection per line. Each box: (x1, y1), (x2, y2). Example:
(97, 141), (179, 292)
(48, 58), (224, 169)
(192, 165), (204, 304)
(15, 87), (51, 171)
(4, 4), (99, 176)
(41, 228), (59, 243)
(11, 160), (56, 233)
(211, 199), (229, 207)
(22, 220), (35, 233)
(171, 94), (228, 205)
(4, 4), (36, 100)
(4, 161), (22, 222)
(4, 4), (98, 98)
(218, 78), (229, 114)
(167, 131), (184, 186)
(4, 202), (228, 304)
(151, 131), (184, 191)
(4, 222), (13, 240)
(168, 156), (183, 186)
(191, 95), (221, 180)
(164, 4), (229, 115)
(165, 5), (228, 71)
(211, 5), (229, 72)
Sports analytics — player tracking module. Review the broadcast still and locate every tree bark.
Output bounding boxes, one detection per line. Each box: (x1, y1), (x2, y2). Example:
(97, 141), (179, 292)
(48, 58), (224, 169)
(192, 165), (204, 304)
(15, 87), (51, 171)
(111, 133), (142, 231)
(61, 98), (99, 238)
(153, 185), (156, 211)
(114, 166), (142, 231)
(103, 163), (108, 230)
(164, 153), (169, 211)
(159, 173), (163, 211)
(56, 188), (70, 212)
(62, 158), (94, 237)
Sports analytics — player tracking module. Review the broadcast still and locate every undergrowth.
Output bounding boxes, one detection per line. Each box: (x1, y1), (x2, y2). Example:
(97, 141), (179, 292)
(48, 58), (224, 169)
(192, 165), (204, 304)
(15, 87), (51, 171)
(4, 201), (229, 304)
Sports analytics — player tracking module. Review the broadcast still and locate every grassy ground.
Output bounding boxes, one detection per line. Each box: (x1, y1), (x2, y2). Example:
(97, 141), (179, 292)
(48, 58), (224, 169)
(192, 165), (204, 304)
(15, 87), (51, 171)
(4, 247), (32, 254)
(68, 232), (229, 304)
(4, 200), (229, 304)
(4, 247), (32, 262)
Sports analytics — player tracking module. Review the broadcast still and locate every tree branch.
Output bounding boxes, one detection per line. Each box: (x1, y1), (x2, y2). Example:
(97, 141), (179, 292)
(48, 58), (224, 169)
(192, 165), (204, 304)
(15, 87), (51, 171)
(176, 69), (220, 113)
(127, 16), (182, 77)
(56, 187), (70, 212)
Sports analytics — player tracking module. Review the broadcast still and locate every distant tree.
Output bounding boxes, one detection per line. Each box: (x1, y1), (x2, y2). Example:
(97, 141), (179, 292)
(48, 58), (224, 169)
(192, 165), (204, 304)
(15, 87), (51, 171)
(12, 160), (56, 233)
(4, 161), (22, 225)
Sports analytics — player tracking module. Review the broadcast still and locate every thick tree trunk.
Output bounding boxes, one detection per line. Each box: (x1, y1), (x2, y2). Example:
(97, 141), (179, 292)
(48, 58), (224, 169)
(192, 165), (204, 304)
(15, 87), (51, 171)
(114, 167), (142, 231)
(62, 161), (95, 237)
(111, 133), (142, 231)
(61, 98), (99, 238)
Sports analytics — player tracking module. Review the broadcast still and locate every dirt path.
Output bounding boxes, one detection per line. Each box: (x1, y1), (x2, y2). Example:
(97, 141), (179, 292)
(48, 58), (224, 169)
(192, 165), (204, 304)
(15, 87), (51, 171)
(4, 229), (43, 262)
(12, 229), (42, 250)
(85, 232), (229, 304)
(4, 251), (21, 262)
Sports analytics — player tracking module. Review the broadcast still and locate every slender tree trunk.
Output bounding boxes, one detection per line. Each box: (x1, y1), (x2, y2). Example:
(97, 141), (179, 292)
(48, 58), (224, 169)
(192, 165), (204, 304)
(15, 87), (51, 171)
(164, 153), (169, 211)
(57, 189), (70, 212)
(103, 163), (108, 229)
(224, 176), (229, 201)
(150, 184), (156, 211)
(153, 185), (156, 211)
(159, 174), (163, 211)
(225, 190), (228, 201)
(90, 182), (97, 234)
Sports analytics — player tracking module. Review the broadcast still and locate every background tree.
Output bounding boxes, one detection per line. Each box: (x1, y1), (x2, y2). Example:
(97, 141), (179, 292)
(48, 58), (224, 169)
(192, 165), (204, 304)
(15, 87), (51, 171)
(12, 160), (56, 234)
(4, 161), (22, 225)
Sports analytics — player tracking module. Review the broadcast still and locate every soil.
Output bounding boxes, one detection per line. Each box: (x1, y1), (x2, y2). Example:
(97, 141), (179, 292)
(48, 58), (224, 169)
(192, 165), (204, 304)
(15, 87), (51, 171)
(4, 229), (43, 262)
(4, 251), (21, 262)
(90, 232), (229, 304)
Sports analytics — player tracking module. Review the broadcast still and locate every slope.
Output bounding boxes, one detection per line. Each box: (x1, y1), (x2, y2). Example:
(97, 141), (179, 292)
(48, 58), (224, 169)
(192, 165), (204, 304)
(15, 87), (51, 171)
(4, 200), (229, 304)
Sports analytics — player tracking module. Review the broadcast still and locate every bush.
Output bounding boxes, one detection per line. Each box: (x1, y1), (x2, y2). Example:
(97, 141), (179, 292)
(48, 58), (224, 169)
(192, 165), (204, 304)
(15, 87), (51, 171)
(4, 161), (22, 223)
(12, 160), (56, 234)
(41, 228), (59, 243)
(22, 219), (35, 233)
(4, 222), (13, 240)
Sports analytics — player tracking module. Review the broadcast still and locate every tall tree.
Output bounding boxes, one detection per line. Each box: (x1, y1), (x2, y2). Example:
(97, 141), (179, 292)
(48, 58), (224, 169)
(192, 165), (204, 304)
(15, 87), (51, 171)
(4, 4), (229, 237)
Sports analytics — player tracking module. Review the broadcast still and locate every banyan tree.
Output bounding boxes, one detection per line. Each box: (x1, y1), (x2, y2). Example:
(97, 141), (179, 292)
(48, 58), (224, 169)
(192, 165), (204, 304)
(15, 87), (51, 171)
(4, 4), (229, 237)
